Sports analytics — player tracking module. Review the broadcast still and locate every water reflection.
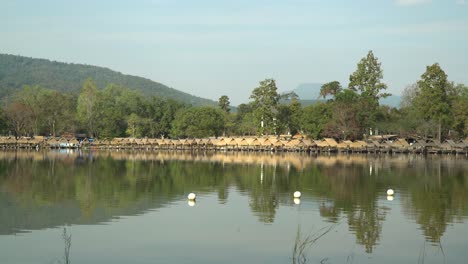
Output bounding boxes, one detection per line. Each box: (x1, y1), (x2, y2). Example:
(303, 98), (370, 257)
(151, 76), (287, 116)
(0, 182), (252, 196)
(0, 150), (467, 255)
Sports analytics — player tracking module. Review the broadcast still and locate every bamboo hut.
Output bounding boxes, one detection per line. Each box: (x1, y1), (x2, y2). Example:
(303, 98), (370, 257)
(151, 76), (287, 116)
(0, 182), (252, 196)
(425, 139), (441, 154)
(350, 140), (367, 152)
(391, 138), (409, 153)
(225, 138), (238, 150)
(337, 140), (352, 153)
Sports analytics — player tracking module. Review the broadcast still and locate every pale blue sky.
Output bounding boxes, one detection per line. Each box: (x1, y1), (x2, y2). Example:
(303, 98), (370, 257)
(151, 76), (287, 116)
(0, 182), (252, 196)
(1, 0), (467, 105)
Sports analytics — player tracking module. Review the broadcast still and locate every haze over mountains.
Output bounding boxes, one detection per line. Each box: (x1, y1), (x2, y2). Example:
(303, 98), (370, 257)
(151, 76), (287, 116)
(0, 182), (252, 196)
(0, 54), (216, 106)
(0, 54), (401, 108)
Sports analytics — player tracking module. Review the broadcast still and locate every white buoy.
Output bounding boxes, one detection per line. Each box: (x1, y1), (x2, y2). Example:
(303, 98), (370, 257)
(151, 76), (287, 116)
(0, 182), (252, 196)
(387, 196), (394, 201)
(293, 191), (301, 198)
(188, 193), (196, 200)
(188, 200), (196, 207)
(387, 189), (394, 196)
(293, 198), (301, 205)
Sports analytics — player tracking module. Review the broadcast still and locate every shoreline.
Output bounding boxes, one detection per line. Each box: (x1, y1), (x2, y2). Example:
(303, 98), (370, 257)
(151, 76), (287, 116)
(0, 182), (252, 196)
(1, 136), (467, 155)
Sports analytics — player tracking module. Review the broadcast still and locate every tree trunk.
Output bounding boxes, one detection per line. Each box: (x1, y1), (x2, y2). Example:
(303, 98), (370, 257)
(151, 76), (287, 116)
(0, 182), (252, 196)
(438, 118), (442, 142)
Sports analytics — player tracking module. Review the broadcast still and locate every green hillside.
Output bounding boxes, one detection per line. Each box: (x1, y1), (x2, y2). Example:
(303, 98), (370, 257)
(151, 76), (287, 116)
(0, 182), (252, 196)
(0, 54), (216, 106)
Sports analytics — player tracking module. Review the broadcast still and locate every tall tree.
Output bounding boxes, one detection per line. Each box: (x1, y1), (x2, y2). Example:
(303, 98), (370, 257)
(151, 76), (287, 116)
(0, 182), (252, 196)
(413, 63), (451, 141)
(250, 79), (280, 135)
(348, 51), (390, 132)
(218, 95), (230, 113)
(77, 78), (100, 138)
(349, 50), (390, 101)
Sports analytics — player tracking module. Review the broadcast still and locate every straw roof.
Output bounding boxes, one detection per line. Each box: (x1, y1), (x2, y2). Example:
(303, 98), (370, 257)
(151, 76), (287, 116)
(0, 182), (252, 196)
(323, 138), (338, 147)
(350, 140), (367, 148)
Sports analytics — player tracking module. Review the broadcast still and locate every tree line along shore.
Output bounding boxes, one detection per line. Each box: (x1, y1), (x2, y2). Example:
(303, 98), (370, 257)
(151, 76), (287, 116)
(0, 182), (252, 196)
(0, 51), (467, 143)
(1, 135), (467, 155)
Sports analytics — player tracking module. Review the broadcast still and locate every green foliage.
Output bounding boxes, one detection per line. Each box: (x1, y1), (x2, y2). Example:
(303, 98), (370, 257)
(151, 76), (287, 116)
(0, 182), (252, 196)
(302, 102), (332, 139)
(413, 63), (451, 140)
(450, 84), (468, 138)
(319, 81), (342, 99)
(0, 53), (216, 106)
(77, 79), (100, 137)
(250, 79), (280, 135)
(218, 95), (230, 113)
(349, 50), (390, 101)
(126, 113), (148, 138)
(171, 107), (226, 138)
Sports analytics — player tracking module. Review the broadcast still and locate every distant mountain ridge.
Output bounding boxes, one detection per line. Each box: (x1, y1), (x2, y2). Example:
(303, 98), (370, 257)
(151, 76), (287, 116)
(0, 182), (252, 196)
(0, 53), (216, 106)
(292, 82), (401, 108)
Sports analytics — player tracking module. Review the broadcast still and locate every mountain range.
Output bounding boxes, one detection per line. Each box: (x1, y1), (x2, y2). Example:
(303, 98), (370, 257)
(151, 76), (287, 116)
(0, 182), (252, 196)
(0, 54), (401, 108)
(0, 54), (216, 106)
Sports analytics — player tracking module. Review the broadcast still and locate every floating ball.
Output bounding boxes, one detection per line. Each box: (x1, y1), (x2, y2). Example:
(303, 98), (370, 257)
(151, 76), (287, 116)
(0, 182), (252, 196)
(293, 191), (301, 198)
(387, 189), (394, 196)
(188, 193), (196, 200)
(293, 198), (301, 205)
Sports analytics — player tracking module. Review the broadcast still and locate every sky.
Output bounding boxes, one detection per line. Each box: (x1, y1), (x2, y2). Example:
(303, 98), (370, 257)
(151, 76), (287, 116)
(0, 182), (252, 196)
(1, 0), (467, 105)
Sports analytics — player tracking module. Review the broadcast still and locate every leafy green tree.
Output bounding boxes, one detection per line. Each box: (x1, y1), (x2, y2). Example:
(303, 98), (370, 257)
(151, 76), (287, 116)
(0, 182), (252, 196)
(302, 102), (333, 139)
(348, 51), (390, 132)
(319, 81), (342, 99)
(126, 113), (147, 138)
(349, 51), (390, 101)
(0, 108), (8, 134)
(171, 107), (225, 138)
(233, 103), (257, 136)
(276, 98), (303, 135)
(413, 63), (451, 141)
(250, 79), (280, 135)
(77, 78), (100, 138)
(450, 83), (468, 138)
(159, 99), (186, 138)
(41, 91), (76, 136)
(218, 95), (230, 113)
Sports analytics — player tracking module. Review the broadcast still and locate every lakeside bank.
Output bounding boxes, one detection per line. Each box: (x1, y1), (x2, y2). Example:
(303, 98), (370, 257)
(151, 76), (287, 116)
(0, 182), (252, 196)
(1, 135), (467, 155)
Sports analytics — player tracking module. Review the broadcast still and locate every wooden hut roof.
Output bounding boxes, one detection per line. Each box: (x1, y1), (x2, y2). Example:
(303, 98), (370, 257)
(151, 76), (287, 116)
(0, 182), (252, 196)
(69, 138), (80, 144)
(314, 140), (328, 147)
(292, 133), (304, 139)
(260, 138), (274, 146)
(256, 138), (267, 145)
(323, 138), (338, 147)
(244, 138), (257, 145)
(302, 139), (316, 147)
(393, 138), (409, 147)
(286, 139), (305, 147)
(350, 140), (367, 148)
(225, 138), (238, 146)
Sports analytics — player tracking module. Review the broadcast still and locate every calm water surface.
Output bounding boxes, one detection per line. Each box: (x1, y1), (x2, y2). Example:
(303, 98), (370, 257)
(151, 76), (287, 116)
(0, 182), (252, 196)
(0, 150), (467, 264)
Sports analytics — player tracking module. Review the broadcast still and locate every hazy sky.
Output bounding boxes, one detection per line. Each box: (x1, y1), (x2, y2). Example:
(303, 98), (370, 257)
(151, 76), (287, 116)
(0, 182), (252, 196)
(1, 0), (467, 105)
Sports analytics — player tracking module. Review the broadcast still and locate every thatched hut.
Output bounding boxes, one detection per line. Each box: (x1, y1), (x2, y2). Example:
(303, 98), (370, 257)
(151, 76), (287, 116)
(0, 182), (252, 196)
(350, 140), (367, 152)
(391, 138), (409, 153)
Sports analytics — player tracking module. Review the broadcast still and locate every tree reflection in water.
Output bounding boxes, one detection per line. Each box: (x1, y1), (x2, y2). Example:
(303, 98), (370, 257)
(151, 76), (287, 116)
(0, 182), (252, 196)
(0, 150), (467, 256)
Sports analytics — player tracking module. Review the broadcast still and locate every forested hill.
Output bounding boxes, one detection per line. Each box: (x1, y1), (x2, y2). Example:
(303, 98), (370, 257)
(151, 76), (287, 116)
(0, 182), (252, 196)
(0, 53), (216, 106)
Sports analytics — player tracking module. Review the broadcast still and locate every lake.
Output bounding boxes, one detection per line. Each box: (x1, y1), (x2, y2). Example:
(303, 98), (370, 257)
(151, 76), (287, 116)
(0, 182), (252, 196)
(0, 150), (467, 264)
